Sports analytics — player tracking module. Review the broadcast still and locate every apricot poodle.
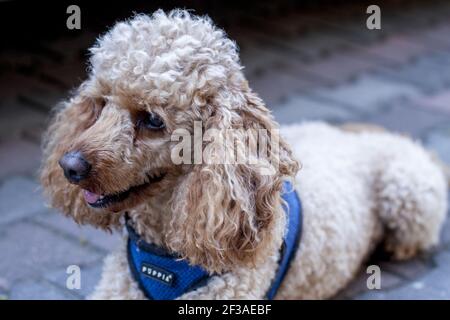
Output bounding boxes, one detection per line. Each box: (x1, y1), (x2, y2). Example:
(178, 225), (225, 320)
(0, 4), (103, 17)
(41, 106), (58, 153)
(41, 10), (448, 299)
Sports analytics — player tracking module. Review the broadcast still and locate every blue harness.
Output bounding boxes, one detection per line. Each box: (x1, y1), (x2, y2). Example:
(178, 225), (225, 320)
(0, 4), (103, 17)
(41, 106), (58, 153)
(126, 181), (302, 300)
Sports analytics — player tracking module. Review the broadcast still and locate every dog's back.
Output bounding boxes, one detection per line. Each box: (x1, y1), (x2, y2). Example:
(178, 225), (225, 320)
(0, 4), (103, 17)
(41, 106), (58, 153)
(276, 122), (447, 299)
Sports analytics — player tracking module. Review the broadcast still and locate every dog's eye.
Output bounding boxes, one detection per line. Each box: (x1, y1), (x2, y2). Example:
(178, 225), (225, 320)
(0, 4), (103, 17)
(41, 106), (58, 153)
(141, 112), (165, 130)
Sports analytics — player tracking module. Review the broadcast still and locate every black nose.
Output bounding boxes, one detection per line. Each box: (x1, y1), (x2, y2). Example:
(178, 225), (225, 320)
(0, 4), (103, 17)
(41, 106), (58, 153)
(59, 151), (91, 183)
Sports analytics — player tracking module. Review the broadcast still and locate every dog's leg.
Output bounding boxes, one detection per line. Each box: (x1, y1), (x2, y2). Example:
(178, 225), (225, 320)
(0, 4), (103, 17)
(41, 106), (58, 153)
(374, 138), (448, 260)
(341, 123), (448, 259)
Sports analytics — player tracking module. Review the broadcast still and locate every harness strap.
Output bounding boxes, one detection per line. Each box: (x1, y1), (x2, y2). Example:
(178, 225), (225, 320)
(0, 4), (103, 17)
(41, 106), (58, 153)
(126, 218), (210, 300)
(125, 180), (302, 300)
(265, 181), (303, 299)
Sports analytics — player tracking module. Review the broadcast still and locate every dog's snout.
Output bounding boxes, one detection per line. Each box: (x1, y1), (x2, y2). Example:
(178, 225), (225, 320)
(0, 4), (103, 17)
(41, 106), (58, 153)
(59, 151), (91, 183)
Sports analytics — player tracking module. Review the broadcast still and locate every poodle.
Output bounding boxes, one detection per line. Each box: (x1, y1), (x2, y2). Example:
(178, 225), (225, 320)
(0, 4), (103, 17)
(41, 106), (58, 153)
(40, 10), (448, 299)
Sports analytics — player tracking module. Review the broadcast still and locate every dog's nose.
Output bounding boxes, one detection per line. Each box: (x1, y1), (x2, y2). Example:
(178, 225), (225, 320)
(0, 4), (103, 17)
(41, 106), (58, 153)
(59, 151), (91, 183)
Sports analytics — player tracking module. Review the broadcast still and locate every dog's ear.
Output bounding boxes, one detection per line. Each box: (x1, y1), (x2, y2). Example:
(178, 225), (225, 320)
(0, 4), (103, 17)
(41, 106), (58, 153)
(40, 89), (120, 229)
(166, 90), (299, 273)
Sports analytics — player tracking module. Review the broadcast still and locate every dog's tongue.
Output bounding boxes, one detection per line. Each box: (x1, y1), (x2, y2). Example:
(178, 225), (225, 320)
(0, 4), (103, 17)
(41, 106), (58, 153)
(83, 190), (101, 204)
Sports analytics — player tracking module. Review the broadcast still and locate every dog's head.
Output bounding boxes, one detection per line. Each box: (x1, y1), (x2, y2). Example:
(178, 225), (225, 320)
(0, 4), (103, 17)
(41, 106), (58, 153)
(41, 10), (299, 273)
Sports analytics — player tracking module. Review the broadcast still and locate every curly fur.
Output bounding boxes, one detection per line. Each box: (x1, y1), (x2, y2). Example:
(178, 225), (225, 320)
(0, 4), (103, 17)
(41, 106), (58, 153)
(40, 10), (448, 299)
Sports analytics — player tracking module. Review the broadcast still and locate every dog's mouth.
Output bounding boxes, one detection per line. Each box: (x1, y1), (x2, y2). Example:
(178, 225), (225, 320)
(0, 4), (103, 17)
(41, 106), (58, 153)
(82, 171), (166, 208)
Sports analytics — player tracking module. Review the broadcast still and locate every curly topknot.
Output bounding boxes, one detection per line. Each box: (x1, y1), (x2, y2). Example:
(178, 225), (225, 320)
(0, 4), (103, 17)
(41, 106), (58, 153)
(89, 10), (244, 108)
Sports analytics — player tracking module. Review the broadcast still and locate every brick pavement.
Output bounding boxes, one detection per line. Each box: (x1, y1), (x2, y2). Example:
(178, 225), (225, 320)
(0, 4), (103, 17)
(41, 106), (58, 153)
(1, 1), (449, 299)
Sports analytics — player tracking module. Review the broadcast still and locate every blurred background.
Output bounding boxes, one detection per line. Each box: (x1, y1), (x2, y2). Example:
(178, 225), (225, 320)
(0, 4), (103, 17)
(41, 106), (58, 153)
(0, 0), (449, 299)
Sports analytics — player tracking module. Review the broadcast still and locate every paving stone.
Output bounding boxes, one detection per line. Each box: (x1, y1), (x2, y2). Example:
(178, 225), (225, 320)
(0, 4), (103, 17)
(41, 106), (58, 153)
(272, 94), (356, 124)
(282, 29), (412, 71)
(378, 257), (431, 280)
(6, 52), (73, 91)
(0, 72), (64, 115)
(37, 39), (89, 89)
(300, 11), (388, 47)
(321, 9), (438, 64)
(412, 27), (450, 52)
(39, 63), (86, 91)
(0, 177), (46, 225)
(0, 277), (10, 295)
(379, 53), (450, 93)
(244, 14), (323, 43)
(355, 282), (448, 300)
(279, 32), (355, 62)
(390, 3), (450, 31)
(434, 250), (450, 267)
(416, 88), (450, 115)
(33, 210), (122, 253)
(366, 34), (435, 64)
(9, 279), (79, 300)
(249, 72), (322, 108)
(238, 35), (328, 85)
(380, 3), (448, 34)
(365, 103), (448, 138)
(424, 23), (450, 47)
(437, 208), (450, 246)
(1, 73), (63, 111)
(237, 31), (364, 87)
(235, 29), (312, 66)
(268, 3), (384, 51)
(237, 38), (331, 105)
(312, 75), (422, 115)
(18, 91), (65, 114)
(300, 51), (379, 84)
(0, 221), (102, 283)
(0, 99), (47, 140)
(424, 125), (450, 165)
(0, 139), (41, 180)
(46, 32), (96, 62)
